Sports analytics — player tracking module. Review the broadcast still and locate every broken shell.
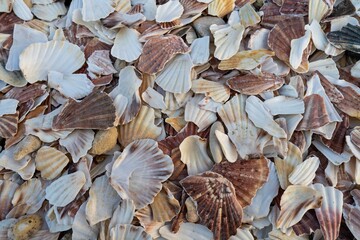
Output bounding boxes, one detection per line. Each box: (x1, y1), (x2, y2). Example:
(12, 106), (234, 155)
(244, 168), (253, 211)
(159, 223), (213, 240)
(328, 24), (360, 53)
(209, 121), (225, 164)
(72, 201), (99, 240)
(289, 156), (320, 186)
(185, 197), (199, 222)
(35, 146), (69, 180)
(111, 27), (142, 62)
(109, 224), (151, 240)
(9, 214), (42, 240)
(155, 0), (184, 23)
(81, 0), (114, 22)
(31, 2), (66, 21)
(208, 0), (235, 18)
(0, 112), (19, 138)
(89, 127), (118, 155)
(59, 130), (95, 163)
(0, 180), (19, 220)
(214, 130), (238, 163)
(13, 135), (41, 161)
(192, 78), (230, 103)
(219, 50), (274, 71)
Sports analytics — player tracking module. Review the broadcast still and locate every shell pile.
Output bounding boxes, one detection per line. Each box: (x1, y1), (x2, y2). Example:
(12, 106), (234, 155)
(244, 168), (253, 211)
(1, 0), (360, 239)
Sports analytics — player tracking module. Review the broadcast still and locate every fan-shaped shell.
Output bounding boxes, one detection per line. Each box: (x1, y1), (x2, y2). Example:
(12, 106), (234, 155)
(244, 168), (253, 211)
(219, 50), (274, 71)
(263, 96), (304, 115)
(309, 0), (331, 23)
(190, 36), (210, 66)
(192, 78), (230, 103)
(0, 180), (19, 220)
(238, 3), (260, 27)
(159, 223), (213, 240)
(35, 146), (69, 180)
(110, 224), (151, 240)
(208, 0), (235, 17)
(13, 0), (33, 20)
(155, 0), (184, 23)
(72, 201), (99, 240)
(81, 0), (115, 22)
(0, 112), (19, 138)
(289, 156), (320, 186)
(209, 121), (225, 163)
(31, 1), (67, 21)
(111, 27), (142, 62)
(59, 130), (94, 163)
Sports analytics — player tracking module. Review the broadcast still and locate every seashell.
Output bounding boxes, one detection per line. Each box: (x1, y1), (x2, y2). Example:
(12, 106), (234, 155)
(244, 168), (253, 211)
(81, 0), (115, 22)
(312, 183), (343, 240)
(156, 0), (184, 23)
(44, 205), (73, 233)
(155, 53), (193, 93)
(289, 29), (311, 70)
(289, 156), (320, 186)
(209, 121), (225, 163)
(309, 0), (331, 23)
(159, 223), (214, 240)
(86, 175), (121, 225)
(118, 105), (162, 147)
(180, 171), (243, 240)
(109, 139), (173, 209)
(165, 117), (186, 132)
(191, 78), (230, 103)
(245, 96), (286, 138)
(351, 127), (360, 147)
(208, 0), (235, 18)
(268, 229), (308, 240)
(109, 224), (151, 240)
(322, 114), (349, 153)
(190, 36), (210, 66)
(35, 146), (69, 180)
(0, 0), (12, 12)
(24, 230), (59, 240)
(292, 209), (320, 236)
(72, 201), (99, 240)
(109, 199), (135, 232)
(276, 185), (323, 231)
(132, 0), (156, 20)
(111, 27), (142, 62)
(238, 3), (260, 27)
(248, 28), (270, 50)
(229, 228), (254, 240)
(19, 39), (85, 83)
(31, 1), (67, 21)
(0, 112), (19, 138)
(268, 17), (311, 73)
(328, 24), (360, 53)
(334, 85), (360, 119)
(263, 96), (304, 116)
(227, 73), (284, 95)
(280, 0), (308, 15)
(0, 63), (27, 87)
(137, 34), (190, 74)
(0, 99), (18, 117)
(89, 127), (117, 155)
(59, 130), (94, 163)
(179, 0), (208, 22)
(351, 60), (360, 78)
(0, 180), (19, 220)
(212, 157), (269, 208)
(179, 135), (214, 175)
(214, 130), (238, 162)
(316, 72), (343, 104)
(346, 135), (360, 160)
(52, 91), (116, 130)
(142, 87), (166, 110)
(210, 23), (244, 60)
(9, 214), (42, 240)
(219, 50), (274, 71)
(13, 0), (33, 20)
(313, 139), (353, 166)
(45, 171), (86, 207)
(298, 94), (330, 130)
(185, 197), (199, 222)
(308, 59), (339, 78)
(86, 50), (117, 79)
(134, 204), (165, 238)
(274, 142), (302, 189)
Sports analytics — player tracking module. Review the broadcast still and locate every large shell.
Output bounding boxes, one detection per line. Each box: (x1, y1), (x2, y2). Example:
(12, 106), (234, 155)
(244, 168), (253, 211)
(52, 91), (116, 130)
(59, 130), (94, 163)
(35, 146), (69, 180)
(289, 156), (320, 186)
(180, 172), (242, 240)
(277, 185), (323, 231)
(159, 223), (213, 240)
(109, 224), (151, 240)
(81, 0), (115, 22)
(219, 50), (274, 71)
(212, 157), (269, 207)
(19, 39), (85, 83)
(208, 0), (235, 17)
(109, 139), (174, 209)
(137, 35), (190, 74)
(111, 27), (142, 62)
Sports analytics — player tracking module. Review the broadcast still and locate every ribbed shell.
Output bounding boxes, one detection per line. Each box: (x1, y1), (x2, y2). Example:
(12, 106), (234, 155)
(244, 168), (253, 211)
(0, 112), (19, 138)
(0, 180), (19, 220)
(59, 130), (95, 163)
(289, 156), (320, 186)
(208, 0), (235, 17)
(192, 78), (230, 103)
(110, 224), (151, 240)
(35, 146), (69, 180)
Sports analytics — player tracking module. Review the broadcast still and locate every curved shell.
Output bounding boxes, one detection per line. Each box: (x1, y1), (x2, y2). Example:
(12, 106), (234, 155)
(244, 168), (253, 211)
(59, 130), (95, 163)
(263, 96), (304, 116)
(219, 50), (274, 71)
(0, 180), (19, 220)
(329, 24), (360, 53)
(214, 130), (238, 163)
(289, 156), (320, 186)
(19, 40), (85, 83)
(110, 224), (151, 240)
(190, 36), (210, 66)
(31, 2), (67, 21)
(159, 223), (213, 240)
(35, 146), (69, 180)
(109, 139), (174, 209)
(111, 27), (142, 62)
(155, 0), (184, 23)
(309, 0), (330, 23)
(81, 0), (115, 22)
(9, 214), (42, 240)
(180, 171), (242, 240)
(209, 121), (225, 163)
(192, 78), (230, 103)
(13, 0), (33, 21)
(0, 112), (19, 138)
(72, 201), (99, 240)
(208, 0), (235, 17)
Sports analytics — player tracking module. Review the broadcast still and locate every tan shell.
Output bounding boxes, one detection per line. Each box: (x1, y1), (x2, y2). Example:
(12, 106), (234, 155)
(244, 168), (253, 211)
(13, 135), (41, 161)
(219, 50), (274, 71)
(208, 0), (235, 17)
(35, 146), (69, 180)
(0, 112), (19, 138)
(9, 214), (42, 240)
(90, 127), (118, 155)
(0, 180), (19, 220)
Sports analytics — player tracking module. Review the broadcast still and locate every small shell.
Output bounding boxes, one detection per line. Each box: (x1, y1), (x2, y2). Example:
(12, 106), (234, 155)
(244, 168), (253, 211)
(309, 0), (331, 23)
(0, 112), (19, 138)
(87, 50), (117, 79)
(209, 121), (225, 163)
(208, 0), (235, 17)
(155, 0), (184, 23)
(190, 36), (210, 66)
(219, 50), (274, 71)
(0, 99), (19, 117)
(35, 146), (69, 180)
(179, 135), (214, 175)
(159, 223), (213, 240)
(0, 180), (19, 220)
(0, 63), (27, 87)
(214, 130), (238, 163)
(289, 156), (320, 186)
(59, 130), (95, 163)
(109, 224), (151, 240)
(81, 0), (115, 22)
(13, 0), (33, 20)
(185, 197), (199, 222)
(9, 214), (42, 240)
(289, 30), (311, 70)
(191, 78), (230, 103)
(238, 3), (260, 27)
(31, 1), (67, 21)
(0, 0), (12, 12)
(142, 88), (166, 110)
(180, 171), (242, 240)
(111, 27), (142, 62)
(109, 199), (135, 228)
(263, 96), (304, 115)
(89, 127), (117, 155)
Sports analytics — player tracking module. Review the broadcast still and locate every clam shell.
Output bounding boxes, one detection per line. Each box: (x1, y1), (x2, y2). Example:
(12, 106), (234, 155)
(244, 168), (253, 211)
(72, 201), (99, 240)
(191, 78), (230, 103)
(159, 223), (213, 240)
(86, 175), (121, 225)
(138, 34), (190, 74)
(184, 95), (217, 131)
(0, 112), (19, 138)
(0, 180), (19, 220)
(31, 1), (66, 21)
(312, 184), (343, 240)
(59, 130), (95, 163)
(81, 0), (114, 22)
(208, 0), (235, 17)
(180, 171), (243, 240)
(212, 157), (269, 208)
(209, 121), (225, 163)
(263, 96), (304, 116)
(110, 224), (151, 240)
(179, 135), (214, 175)
(227, 73), (284, 95)
(277, 185), (323, 231)
(289, 156), (320, 186)
(45, 171), (86, 207)
(19, 39), (85, 83)
(219, 50), (274, 71)
(109, 139), (173, 209)
(111, 27), (142, 62)
(35, 146), (69, 180)
(190, 36), (210, 66)
(156, 0), (184, 23)
(214, 130), (238, 163)
(9, 214), (42, 240)
(13, 0), (33, 20)
(238, 3), (260, 27)
(52, 91), (116, 130)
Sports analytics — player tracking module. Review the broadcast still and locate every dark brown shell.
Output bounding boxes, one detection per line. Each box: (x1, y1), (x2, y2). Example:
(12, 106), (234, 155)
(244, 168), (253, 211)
(335, 85), (360, 119)
(292, 210), (320, 236)
(212, 157), (269, 207)
(180, 172), (242, 240)
(317, 72), (344, 104)
(5, 83), (47, 103)
(0, 112), (19, 138)
(321, 114), (349, 153)
(52, 91), (116, 130)
(279, 0), (308, 15)
(260, 2), (293, 28)
(297, 94), (330, 130)
(328, 24), (360, 53)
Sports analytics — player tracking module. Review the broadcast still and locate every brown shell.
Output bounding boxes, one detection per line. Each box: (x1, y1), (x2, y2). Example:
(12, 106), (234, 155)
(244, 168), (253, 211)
(279, 0), (308, 15)
(292, 210), (320, 236)
(297, 94), (330, 130)
(0, 180), (19, 220)
(169, 147), (187, 181)
(227, 73), (285, 95)
(235, 0), (252, 8)
(128, 4), (143, 14)
(137, 35), (190, 74)
(180, 0), (208, 19)
(350, 127), (360, 148)
(212, 157), (269, 208)
(268, 16), (311, 73)
(52, 91), (116, 130)
(180, 171), (243, 240)
(335, 85), (360, 119)
(5, 83), (47, 103)
(317, 72), (344, 104)
(260, 2), (293, 28)
(84, 38), (112, 59)
(0, 12), (22, 34)
(321, 114), (349, 153)
(0, 112), (19, 138)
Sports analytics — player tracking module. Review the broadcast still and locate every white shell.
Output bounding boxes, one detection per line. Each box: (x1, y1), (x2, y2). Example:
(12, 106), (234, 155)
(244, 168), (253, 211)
(0, 180), (19, 220)
(110, 224), (152, 240)
(159, 223), (213, 240)
(0, 99), (19, 117)
(48, 71), (95, 99)
(59, 130), (95, 163)
(351, 60), (360, 78)
(179, 135), (214, 175)
(19, 40), (85, 83)
(155, 0), (184, 23)
(45, 206), (73, 233)
(72, 201), (100, 240)
(0, 0), (12, 12)
(109, 199), (135, 229)
(209, 121), (225, 164)
(190, 36), (210, 66)
(229, 228), (254, 240)
(13, 0), (33, 20)
(309, 0), (329, 23)
(238, 3), (260, 27)
(191, 78), (230, 103)
(0, 64), (27, 87)
(308, 58), (339, 79)
(313, 140), (353, 166)
(111, 27), (142, 62)
(142, 87), (166, 110)
(87, 50), (117, 79)
(289, 156), (320, 186)
(45, 171), (86, 207)
(31, 1), (67, 21)
(248, 28), (270, 50)
(82, 0), (115, 22)
(131, 0), (156, 20)
(290, 30), (311, 70)
(185, 95), (217, 131)
(215, 130), (238, 163)
(263, 96), (305, 115)
(155, 53), (193, 94)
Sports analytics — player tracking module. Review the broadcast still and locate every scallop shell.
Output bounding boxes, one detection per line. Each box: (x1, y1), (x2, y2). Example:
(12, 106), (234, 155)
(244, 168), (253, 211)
(0, 112), (19, 138)
(47, 72), (94, 100)
(35, 146), (69, 180)
(229, 228), (254, 240)
(191, 78), (230, 103)
(277, 185), (323, 231)
(0, 63), (27, 87)
(314, 139), (353, 165)
(268, 229), (308, 240)
(109, 199), (135, 229)
(111, 27), (142, 62)
(109, 139), (173, 209)
(289, 156), (320, 186)
(31, 1), (67, 21)
(59, 130), (94, 163)
(208, 0), (235, 17)
(209, 121), (225, 163)
(214, 130), (238, 163)
(0, 180), (19, 220)
(289, 29), (311, 70)
(19, 39), (85, 83)
(274, 142), (302, 189)
(138, 34), (190, 74)
(210, 23), (244, 60)
(328, 24), (360, 53)
(179, 135), (214, 175)
(180, 171), (243, 240)
(184, 95), (217, 131)
(109, 224), (151, 240)
(312, 183), (343, 240)
(86, 175), (121, 225)
(81, 0), (115, 22)
(212, 157), (269, 208)
(155, 53), (193, 94)
(280, 0), (308, 15)
(90, 127), (118, 155)
(227, 73), (284, 95)
(263, 96), (304, 115)
(13, 135), (40, 161)
(9, 214), (42, 240)
(72, 201), (99, 240)
(13, 0), (33, 20)
(45, 171), (86, 207)
(134, 205), (165, 238)
(52, 91), (116, 130)
(156, 0), (184, 23)
(309, 0), (330, 23)
(87, 50), (117, 79)
(118, 105), (162, 147)
(268, 17), (311, 73)
(335, 85), (360, 119)
(238, 3), (260, 27)
(142, 87), (166, 110)
(219, 50), (274, 71)
(159, 223), (214, 240)
(190, 36), (210, 66)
